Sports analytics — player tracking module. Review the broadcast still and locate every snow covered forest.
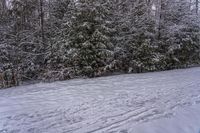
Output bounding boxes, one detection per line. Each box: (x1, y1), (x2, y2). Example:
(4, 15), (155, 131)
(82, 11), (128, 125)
(1, 0), (200, 88)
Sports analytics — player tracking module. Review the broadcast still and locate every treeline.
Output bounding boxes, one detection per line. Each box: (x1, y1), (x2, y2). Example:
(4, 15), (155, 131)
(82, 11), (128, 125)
(0, 0), (200, 88)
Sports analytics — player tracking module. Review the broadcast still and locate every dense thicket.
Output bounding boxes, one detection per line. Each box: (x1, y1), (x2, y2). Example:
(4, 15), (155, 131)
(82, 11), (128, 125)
(0, 0), (200, 88)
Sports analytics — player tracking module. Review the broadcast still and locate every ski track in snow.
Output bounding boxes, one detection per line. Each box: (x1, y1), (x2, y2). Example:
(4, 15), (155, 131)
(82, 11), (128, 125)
(1, 67), (200, 133)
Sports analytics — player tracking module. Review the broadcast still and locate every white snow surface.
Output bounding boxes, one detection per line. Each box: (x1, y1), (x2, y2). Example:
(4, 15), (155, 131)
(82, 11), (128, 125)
(1, 67), (200, 133)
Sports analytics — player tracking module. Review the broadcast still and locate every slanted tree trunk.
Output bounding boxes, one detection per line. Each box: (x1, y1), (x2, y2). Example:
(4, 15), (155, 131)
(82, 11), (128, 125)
(196, 0), (199, 14)
(156, 0), (162, 40)
(1, 0), (7, 15)
(40, 0), (45, 48)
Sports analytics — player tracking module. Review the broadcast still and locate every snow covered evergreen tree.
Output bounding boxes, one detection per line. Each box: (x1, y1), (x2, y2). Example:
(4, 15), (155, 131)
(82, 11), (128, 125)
(43, 0), (75, 80)
(1, 0), (200, 88)
(67, 0), (114, 77)
(114, 0), (158, 72)
(158, 0), (200, 69)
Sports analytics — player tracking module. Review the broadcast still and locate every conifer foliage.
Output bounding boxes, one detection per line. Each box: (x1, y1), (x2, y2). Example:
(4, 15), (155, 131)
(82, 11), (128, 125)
(0, 0), (200, 88)
(67, 0), (114, 77)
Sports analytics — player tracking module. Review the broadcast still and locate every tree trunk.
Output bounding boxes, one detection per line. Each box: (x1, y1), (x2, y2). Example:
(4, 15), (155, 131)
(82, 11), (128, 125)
(156, 0), (162, 40)
(40, 0), (45, 47)
(0, 0), (7, 17)
(196, 0), (199, 14)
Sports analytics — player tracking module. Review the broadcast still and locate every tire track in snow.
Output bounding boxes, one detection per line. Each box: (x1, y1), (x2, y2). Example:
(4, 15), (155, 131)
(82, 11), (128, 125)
(1, 67), (200, 133)
(76, 108), (157, 133)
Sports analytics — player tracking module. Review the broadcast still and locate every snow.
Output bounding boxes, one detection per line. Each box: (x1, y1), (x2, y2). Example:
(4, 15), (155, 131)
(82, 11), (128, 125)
(1, 67), (200, 133)
(131, 105), (200, 133)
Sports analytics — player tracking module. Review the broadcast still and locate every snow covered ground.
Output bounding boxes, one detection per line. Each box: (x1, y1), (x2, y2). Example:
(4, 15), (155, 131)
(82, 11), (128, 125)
(1, 67), (200, 133)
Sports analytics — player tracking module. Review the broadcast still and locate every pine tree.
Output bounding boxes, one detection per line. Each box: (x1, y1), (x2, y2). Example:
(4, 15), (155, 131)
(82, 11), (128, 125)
(158, 0), (200, 69)
(43, 0), (76, 81)
(68, 0), (114, 77)
(117, 0), (158, 72)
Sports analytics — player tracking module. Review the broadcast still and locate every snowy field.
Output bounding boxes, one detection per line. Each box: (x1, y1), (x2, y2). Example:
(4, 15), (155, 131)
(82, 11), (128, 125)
(1, 67), (200, 133)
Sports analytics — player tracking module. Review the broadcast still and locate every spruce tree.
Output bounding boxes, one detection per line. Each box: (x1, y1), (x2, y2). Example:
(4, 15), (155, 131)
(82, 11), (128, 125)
(120, 0), (158, 72)
(158, 0), (200, 69)
(68, 0), (114, 77)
